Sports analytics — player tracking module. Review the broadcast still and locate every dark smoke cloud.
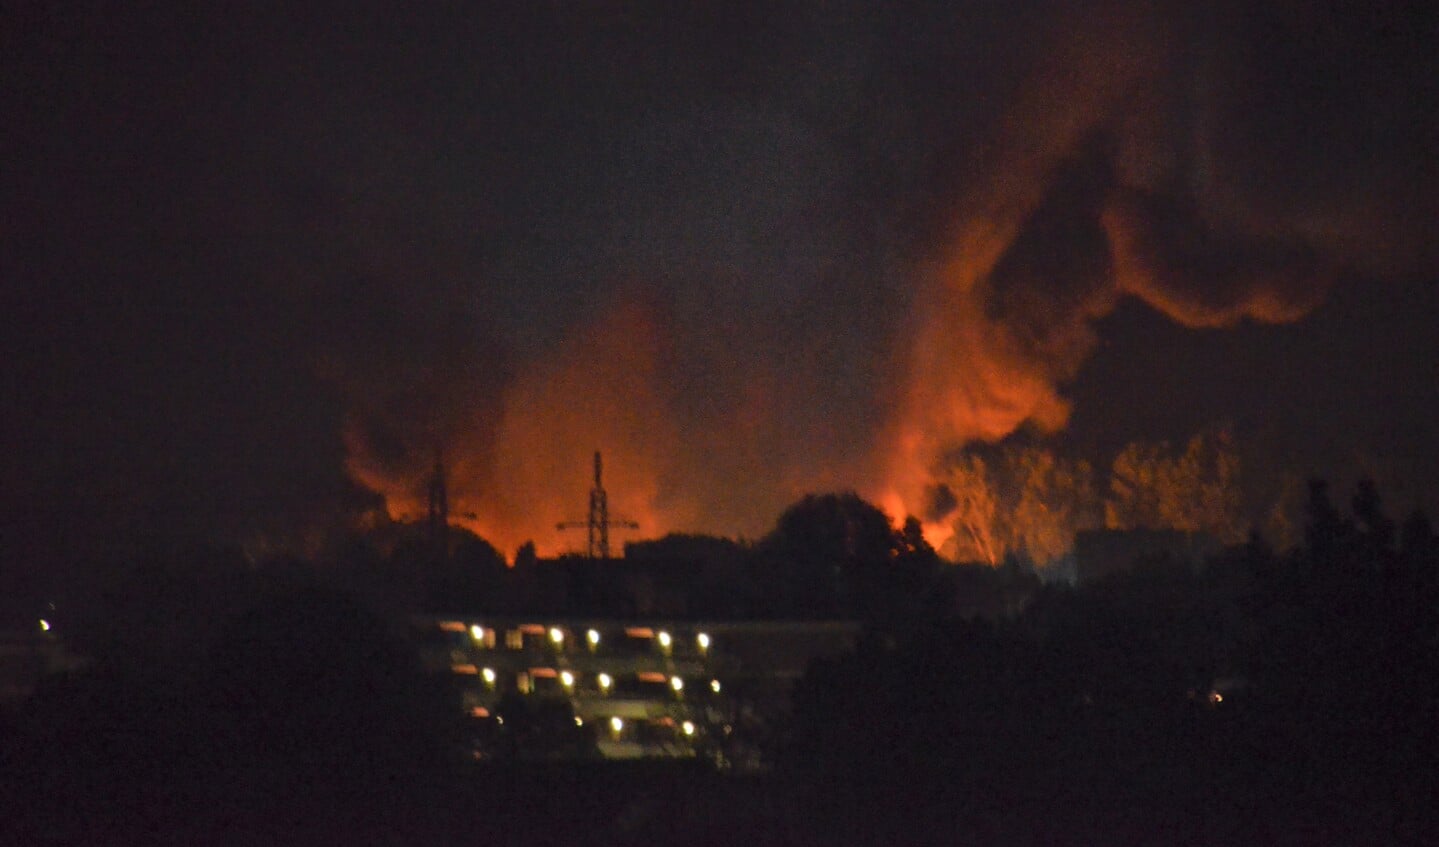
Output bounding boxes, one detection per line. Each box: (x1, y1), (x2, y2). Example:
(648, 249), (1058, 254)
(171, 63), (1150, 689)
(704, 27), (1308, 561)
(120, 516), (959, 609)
(878, 0), (1434, 525)
(3, 1), (1432, 571)
(1193, 1), (1437, 279)
(924, 484), (960, 525)
(1104, 188), (1333, 328)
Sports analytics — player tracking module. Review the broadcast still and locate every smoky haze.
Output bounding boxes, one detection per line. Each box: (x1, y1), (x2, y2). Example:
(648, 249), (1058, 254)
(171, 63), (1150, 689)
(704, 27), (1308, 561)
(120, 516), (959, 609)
(2, 2), (1433, 571)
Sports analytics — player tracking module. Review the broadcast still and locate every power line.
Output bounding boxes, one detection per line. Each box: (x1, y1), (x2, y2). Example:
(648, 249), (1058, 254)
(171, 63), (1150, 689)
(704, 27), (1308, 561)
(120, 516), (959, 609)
(557, 451), (638, 559)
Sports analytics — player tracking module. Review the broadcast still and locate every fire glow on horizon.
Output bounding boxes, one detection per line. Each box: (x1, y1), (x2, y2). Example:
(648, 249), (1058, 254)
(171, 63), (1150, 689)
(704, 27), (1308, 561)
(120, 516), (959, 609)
(338, 4), (1380, 561)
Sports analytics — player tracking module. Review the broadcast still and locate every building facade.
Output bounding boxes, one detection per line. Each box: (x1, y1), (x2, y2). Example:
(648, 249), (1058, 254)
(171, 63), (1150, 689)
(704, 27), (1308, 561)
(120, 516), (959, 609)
(417, 615), (860, 764)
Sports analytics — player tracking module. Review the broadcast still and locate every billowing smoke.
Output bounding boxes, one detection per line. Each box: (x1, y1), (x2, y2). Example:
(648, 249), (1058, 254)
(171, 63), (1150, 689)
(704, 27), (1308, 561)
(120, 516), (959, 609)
(875, 0), (1427, 542)
(4, 1), (1430, 588)
(328, 2), (1432, 557)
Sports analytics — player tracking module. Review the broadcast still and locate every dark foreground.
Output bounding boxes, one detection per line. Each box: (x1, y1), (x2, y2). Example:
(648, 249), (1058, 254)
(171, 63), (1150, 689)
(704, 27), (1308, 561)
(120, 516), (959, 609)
(5, 483), (1434, 845)
(2, 756), (1431, 847)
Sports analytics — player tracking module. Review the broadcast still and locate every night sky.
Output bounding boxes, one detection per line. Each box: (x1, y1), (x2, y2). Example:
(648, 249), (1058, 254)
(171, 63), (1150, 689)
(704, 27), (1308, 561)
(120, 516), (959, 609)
(3, 2), (1435, 590)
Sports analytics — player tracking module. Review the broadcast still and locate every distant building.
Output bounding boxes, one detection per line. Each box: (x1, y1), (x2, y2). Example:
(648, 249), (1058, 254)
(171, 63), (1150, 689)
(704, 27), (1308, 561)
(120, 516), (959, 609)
(497, 540), (756, 619)
(416, 615), (860, 765)
(1073, 529), (1221, 584)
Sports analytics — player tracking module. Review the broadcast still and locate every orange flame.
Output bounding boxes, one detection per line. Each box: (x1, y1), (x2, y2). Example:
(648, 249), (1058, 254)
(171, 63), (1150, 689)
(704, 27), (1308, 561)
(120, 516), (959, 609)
(869, 5), (1325, 555)
(347, 299), (698, 558)
(341, 5), (1333, 564)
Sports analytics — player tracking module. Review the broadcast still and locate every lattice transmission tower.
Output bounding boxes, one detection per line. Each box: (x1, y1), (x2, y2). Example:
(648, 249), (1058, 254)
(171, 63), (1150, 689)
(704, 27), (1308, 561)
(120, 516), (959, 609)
(557, 450), (638, 559)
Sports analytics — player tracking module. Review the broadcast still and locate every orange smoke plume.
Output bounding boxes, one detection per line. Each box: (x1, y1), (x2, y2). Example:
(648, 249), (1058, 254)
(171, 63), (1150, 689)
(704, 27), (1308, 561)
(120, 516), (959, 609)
(346, 298), (696, 558)
(336, 4), (1361, 563)
(485, 299), (693, 556)
(874, 4), (1332, 552)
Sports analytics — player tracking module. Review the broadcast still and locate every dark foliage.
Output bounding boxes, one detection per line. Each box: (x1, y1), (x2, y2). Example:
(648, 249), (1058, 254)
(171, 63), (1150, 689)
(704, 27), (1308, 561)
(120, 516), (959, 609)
(425, 530), (509, 612)
(753, 492), (952, 621)
(6, 483), (1433, 844)
(1, 568), (464, 845)
(784, 479), (1439, 845)
(205, 584), (458, 766)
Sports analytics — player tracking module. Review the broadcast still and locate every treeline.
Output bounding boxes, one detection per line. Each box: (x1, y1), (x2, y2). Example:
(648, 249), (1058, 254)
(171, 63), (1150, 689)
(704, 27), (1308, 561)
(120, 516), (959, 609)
(0, 490), (1005, 778)
(146, 488), (995, 621)
(775, 479), (1439, 845)
(931, 427), (1249, 566)
(0, 551), (477, 844)
(4, 481), (1433, 844)
(233, 490), (1017, 622)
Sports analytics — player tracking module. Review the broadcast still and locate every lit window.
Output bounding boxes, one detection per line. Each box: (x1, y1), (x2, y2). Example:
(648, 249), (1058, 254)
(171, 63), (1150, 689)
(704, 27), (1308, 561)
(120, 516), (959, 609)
(467, 625), (495, 648)
(451, 664), (478, 675)
(505, 629), (524, 650)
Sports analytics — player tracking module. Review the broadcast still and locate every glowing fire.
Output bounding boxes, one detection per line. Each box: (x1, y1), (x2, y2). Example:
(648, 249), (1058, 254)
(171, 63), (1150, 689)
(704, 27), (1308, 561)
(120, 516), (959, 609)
(866, 7), (1328, 555)
(344, 300), (700, 558)
(340, 4), (1333, 565)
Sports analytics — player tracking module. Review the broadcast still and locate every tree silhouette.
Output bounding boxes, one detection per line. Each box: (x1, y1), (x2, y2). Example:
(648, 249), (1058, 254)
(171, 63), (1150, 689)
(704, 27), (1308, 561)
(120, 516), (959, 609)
(427, 529), (507, 611)
(756, 492), (900, 617)
(1106, 429), (1242, 540)
(206, 584), (459, 766)
(936, 454), (1001, 564)
(929, 445), (1098, 568)
(781, 478), (1439, 844)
